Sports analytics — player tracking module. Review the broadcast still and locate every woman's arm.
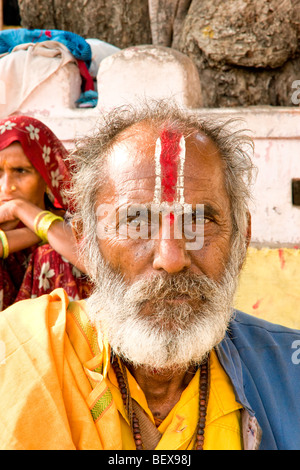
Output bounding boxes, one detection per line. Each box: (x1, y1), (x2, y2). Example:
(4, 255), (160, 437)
(0, 227), (40, 256)
(45, 219), (86, 273)
(0, 198), (87, 273)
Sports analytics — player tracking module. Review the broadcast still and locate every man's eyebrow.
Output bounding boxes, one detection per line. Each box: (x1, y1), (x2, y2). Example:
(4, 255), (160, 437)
(117, 203), (222, 220)
(203, 204), (221, 218)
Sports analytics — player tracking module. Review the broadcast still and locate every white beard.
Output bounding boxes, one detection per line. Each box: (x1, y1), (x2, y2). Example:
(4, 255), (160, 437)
(86, 239), (244, 373)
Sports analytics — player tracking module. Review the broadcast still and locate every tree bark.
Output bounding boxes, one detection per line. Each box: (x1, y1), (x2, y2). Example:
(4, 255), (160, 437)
(148, 0), (192, 46)
(18, 0), (152, 49)
(175, 0), (300, 106)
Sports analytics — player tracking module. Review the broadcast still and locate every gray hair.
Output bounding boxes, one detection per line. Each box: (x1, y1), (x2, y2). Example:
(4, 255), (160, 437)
(68, 100), (256, 276)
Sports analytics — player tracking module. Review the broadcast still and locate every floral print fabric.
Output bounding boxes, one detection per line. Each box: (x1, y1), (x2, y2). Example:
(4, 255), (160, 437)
(0, 116), (92, 310)
(16, 244), (92, 303)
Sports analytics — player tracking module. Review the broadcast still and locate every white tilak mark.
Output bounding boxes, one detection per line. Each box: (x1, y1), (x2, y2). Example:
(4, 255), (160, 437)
(153, 137), (161, 203)
(176, 135), (186, 204)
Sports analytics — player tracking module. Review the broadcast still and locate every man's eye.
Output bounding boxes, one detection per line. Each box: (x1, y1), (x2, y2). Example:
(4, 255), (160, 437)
(117, 209), (152, 239)
(127, 215), (150, 229)
(128, 217), (144, 227)
(195, 210), (215, 225)
(198, 216), (211, 224)
(186, 211), (211, 225)
(182, 210), (212, 239)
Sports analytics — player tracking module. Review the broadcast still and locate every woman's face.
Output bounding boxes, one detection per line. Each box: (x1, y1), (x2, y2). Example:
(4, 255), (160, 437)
(0, 142), (46, 208)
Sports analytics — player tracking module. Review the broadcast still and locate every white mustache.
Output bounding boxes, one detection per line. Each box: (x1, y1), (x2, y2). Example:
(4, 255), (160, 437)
(123, 273), (219, 304)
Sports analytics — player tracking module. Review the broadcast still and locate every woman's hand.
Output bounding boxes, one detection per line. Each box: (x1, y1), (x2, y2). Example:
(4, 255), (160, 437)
(0, 199), (20, 230)
(0, 198), (86, 273)
(0, 198), (49, 232)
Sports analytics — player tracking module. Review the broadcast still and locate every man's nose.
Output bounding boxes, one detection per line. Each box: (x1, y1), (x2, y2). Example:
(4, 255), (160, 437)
(152, 236), (191, 274)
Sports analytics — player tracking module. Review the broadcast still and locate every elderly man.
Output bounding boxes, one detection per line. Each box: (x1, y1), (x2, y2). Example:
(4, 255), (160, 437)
(0, 101), (300, 451)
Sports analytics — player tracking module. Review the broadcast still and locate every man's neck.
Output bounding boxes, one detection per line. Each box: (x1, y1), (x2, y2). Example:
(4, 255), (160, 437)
(126, 362), (197, 424)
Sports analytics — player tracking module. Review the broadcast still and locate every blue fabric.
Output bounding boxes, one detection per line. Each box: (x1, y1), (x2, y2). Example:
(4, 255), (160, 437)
(0, 28), (91, 66)
(217, 311), (300, 450)
(76, 90), (98, 108)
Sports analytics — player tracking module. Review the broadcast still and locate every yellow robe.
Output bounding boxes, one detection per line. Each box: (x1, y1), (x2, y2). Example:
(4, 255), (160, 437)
(0, 288), (243, 450)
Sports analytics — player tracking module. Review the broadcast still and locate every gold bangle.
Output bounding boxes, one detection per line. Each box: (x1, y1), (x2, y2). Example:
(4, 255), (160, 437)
(34, 211), (64, 243)
(33, 210), (49, 235)
(0, 229), (9, 259)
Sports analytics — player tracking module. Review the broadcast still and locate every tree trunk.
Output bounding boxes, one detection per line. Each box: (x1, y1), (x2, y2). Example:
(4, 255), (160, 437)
(18, 0), (152, 49)
(148, 0), (192, 46)
(175, 0), (300, 106)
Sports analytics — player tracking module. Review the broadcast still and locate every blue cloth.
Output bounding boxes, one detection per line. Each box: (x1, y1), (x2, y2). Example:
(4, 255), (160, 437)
(217, 311), (300, 450)
(75, 90), (98, 108)
(0, 28), (91, 67)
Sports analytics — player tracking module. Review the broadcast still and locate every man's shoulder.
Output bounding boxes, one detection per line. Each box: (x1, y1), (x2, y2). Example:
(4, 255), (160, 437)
(228, 309), (300, 353)
(222, 311), (300, 450)
(231, 309), (300, 336)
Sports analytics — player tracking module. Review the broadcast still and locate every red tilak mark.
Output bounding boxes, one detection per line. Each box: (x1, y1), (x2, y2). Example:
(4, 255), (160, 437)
(278, 249), (285, 269)
(160, 130), (182, 202)
(166, 212), (175, 225)
(252, 299), (262, 310)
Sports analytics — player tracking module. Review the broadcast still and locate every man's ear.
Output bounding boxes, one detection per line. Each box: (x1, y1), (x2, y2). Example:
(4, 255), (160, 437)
(237, 211), (252, 273)
(245, 211), (251, 249)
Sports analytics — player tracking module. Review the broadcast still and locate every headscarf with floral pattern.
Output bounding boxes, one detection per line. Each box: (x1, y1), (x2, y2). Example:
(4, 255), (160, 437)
(0, 116), (70, 210)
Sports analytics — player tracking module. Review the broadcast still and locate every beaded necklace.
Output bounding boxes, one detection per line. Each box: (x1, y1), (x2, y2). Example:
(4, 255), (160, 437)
(111, 354), (210, 450)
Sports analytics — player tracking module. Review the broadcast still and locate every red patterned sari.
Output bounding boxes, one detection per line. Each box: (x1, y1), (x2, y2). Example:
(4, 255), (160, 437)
(0, 116), (92, 309)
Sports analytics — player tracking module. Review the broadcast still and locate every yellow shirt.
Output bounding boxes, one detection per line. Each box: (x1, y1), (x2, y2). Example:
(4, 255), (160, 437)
(0, 288), (243, 450)
(108, 350), (243, 450)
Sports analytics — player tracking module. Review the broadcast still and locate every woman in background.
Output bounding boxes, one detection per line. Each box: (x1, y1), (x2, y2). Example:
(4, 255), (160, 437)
(0, 115), (92, 310)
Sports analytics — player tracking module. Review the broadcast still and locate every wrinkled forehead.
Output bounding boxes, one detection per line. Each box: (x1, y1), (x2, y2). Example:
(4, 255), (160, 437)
(104, 121), (226, 203)
(107, 122), (157, 176)
(0, 141), (31, 165)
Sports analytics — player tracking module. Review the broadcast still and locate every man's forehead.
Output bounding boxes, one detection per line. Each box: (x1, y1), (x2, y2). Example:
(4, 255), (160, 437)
(101, 126), (227, 219)
(107, 121), (221, 173)
(108, 123), (156, 173)
(114, 120), (213, 145)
